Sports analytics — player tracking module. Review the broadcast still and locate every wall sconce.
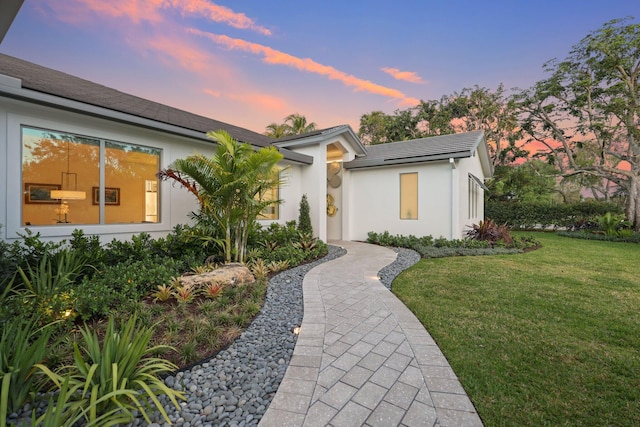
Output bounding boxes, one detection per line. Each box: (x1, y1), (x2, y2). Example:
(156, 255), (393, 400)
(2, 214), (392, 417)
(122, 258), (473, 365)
(50, 140), (86, 201)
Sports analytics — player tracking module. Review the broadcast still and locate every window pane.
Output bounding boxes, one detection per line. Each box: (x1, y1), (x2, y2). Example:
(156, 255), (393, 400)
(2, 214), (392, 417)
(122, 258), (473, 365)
(259, 186), (279, 220)
(105, 141), (160, 224)
(22, 127), (99, 226)
(400, 173), (418, 220)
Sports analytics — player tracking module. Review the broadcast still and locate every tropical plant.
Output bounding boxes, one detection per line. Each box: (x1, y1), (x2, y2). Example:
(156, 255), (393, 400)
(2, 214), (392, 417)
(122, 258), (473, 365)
(297, 194), (313, 235)
(158, 130), (285, 263)
(174, 283), (195, 304)
(205, 282), (224, 299)
(265, 114), (317, 137)
(14, 250), (88, 322)
(40, 316), (183, 425)
(293, 232), (317, 252)
(466, 219), (512, 245)
(264, 122), (289, 138)
(0, 318), (53, 420)
(152, 283), (173, 302)
(249, 259), (269, 280)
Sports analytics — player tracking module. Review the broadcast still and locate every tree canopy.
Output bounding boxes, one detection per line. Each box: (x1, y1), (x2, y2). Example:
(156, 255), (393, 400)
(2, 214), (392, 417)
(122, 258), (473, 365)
(357, 85), (527, 168)
(515, 17), (640, 229)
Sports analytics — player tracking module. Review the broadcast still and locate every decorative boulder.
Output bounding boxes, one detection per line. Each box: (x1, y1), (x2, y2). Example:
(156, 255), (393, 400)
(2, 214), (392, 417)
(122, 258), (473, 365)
(180, 263), (255, 289)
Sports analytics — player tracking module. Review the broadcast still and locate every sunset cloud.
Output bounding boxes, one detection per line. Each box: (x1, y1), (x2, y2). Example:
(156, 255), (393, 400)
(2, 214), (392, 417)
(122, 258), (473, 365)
(171, 0), (271, 35)
(381, 67), (426, 84)
(190, 29), (420, 106)
(52, 0), (270, 34)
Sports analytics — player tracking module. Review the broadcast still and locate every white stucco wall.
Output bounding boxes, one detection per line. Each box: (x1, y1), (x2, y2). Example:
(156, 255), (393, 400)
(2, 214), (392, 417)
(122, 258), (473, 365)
(347, 161), (457, 241)
(0, 97), (217, 242)
(457, 152), (487, 235)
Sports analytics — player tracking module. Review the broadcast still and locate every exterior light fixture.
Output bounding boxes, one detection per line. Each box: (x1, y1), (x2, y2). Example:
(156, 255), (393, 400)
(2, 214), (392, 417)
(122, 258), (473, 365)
(50, 140), (86, 201)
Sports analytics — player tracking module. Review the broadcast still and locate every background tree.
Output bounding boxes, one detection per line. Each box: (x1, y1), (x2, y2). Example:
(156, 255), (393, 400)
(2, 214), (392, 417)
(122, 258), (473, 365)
(158, 130), (284, 263)
(487, 160), (560, 202)
(357, 86), (527, 167)
(265, 113), (317, 138)
(515, 18), (640, 230)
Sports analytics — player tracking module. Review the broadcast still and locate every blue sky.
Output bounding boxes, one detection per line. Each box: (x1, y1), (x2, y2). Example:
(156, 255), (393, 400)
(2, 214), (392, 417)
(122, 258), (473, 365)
(1, 0), (637, 133)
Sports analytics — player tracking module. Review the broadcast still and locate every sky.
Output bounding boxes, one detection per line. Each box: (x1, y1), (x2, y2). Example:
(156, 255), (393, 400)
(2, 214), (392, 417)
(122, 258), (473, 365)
(1, 0), (638, 135)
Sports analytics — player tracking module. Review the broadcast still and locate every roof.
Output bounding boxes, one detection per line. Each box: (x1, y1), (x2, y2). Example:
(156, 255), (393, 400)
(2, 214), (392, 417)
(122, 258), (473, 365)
(344, 130), (487, 170)
(273, 125), (367, 156)
(0, 54), (312, 164)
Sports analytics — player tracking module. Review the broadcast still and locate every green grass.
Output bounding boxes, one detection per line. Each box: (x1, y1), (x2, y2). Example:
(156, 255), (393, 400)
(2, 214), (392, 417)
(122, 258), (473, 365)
(393, 232), (640, 426)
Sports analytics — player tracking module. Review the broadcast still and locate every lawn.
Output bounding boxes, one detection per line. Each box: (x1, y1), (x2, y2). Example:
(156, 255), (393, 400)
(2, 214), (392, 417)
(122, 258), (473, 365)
(392, 232), (640, 426)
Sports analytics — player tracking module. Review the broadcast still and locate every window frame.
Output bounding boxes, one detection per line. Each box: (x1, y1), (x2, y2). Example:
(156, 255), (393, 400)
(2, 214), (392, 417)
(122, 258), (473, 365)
(7, 114), (169, 239)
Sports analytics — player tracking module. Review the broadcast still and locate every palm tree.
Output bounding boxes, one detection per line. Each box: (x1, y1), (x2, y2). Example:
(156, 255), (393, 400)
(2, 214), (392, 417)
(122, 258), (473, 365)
(284, 113), (317, 135)
(158, 130), (284, 263)
(264, 114), (317, 138)
(264, 122), (289, 138)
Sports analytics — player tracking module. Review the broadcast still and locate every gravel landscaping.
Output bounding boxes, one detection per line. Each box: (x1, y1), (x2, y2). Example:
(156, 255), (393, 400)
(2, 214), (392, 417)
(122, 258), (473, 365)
(9, 244), (420, 426)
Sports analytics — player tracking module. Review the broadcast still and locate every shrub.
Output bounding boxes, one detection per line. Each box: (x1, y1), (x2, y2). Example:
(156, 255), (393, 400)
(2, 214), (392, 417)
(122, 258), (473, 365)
(297, 194), (313, 235)
(0, 317), (53, 418)
(13, 250), (89, 323)
(39, 315), (184, 425)
(465, 219), (512, 246)
(486, 200), (624, 230)
(367, 230), (539, 257)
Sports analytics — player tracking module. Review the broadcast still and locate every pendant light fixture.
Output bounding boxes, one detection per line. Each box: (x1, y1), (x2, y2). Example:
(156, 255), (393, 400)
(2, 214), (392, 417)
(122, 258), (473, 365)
(50, 140), (86, 200)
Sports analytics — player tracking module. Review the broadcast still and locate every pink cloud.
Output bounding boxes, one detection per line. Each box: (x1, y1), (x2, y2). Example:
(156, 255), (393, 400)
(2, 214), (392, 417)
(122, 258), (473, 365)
(171, 0), (271, 35)
(49, 0), (270, 35)
(190, 29), (420, 107)
(381, 67), (426, 84)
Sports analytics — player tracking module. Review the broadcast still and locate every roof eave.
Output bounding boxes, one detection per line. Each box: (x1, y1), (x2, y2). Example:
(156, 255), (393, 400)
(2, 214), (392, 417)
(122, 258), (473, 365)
(0, 81), (313, 165)
(275, 125), (367, 155)
(344, 151), (471, 170)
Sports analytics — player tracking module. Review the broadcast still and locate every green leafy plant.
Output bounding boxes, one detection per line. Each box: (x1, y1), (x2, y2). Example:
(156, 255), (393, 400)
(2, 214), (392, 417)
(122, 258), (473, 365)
(0, 318), (53, 420)
(297, 194), (313, 235)
(174, 283), (195, 304)
(152, 283), (173, 302)
(14, 250), (88, 323)
(293, 232), (318, 252)
(41, 315), (184, 425)
(249, 259), (269, 280)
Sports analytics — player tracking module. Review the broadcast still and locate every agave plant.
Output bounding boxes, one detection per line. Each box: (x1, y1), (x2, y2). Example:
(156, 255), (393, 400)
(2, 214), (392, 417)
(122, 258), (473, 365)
(38, 315), (184, 425)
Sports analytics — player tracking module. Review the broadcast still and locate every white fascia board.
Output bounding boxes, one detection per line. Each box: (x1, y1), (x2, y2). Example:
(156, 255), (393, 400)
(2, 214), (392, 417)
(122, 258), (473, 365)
(0, 83), (313, 164)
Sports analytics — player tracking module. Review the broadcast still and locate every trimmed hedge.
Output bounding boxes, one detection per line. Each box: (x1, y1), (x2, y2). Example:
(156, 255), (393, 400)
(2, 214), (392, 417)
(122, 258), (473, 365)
(486, 201), (624, 230)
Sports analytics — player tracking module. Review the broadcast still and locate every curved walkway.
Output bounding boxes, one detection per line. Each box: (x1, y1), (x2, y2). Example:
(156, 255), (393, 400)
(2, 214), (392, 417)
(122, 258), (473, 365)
(259, 241), (482, 427)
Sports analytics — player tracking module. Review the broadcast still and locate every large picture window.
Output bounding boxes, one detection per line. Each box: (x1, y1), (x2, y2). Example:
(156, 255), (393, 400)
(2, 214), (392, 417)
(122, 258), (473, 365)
(21, 126), (161, 226)
(400, 172), (418, 220)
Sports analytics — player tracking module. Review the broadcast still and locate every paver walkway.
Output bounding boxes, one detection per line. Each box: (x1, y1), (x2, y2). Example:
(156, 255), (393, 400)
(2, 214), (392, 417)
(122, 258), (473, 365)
(259, 241), (483, 427)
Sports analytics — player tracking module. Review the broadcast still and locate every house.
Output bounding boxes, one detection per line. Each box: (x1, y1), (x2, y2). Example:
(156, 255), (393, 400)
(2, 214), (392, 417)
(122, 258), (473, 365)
(0, 54), (492, 244)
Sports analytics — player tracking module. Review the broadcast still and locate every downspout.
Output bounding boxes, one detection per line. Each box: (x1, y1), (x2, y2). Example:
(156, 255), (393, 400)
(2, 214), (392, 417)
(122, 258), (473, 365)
(449, 158), (456, 239)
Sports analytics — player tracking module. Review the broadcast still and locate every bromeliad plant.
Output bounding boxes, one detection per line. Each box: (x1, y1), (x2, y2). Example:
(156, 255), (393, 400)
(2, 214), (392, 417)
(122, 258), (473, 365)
(38, 315), (184, 425)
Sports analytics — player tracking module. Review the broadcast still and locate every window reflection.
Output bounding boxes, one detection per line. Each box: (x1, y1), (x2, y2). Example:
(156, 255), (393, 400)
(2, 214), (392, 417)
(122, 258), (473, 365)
(21, 126), (161, 226)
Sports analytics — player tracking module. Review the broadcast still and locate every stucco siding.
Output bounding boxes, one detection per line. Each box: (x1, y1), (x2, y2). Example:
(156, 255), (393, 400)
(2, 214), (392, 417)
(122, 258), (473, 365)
(348, 162), (454, 241)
